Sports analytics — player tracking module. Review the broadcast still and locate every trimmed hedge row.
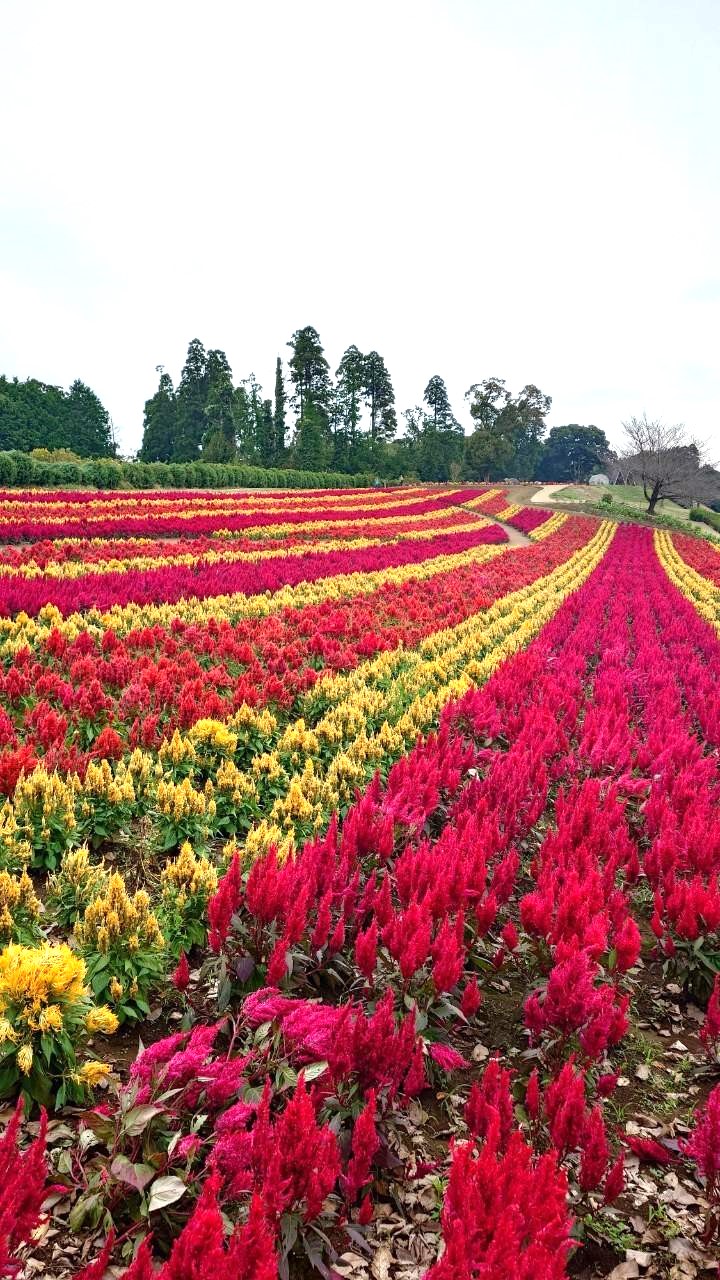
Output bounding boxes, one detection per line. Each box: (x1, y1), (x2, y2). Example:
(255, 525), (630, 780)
(0, 452), (373, 491)
(689, 507), (720, 532)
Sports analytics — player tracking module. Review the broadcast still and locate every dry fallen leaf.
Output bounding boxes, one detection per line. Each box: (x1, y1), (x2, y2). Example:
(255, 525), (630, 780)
(371, 1244), (393, 1280)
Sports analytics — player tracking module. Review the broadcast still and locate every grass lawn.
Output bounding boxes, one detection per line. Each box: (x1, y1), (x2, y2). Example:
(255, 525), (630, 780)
(556, 484), (692, 518)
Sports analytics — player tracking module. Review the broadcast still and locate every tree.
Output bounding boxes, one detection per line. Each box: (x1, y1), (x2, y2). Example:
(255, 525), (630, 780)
(139, 368), (177, 461)
(363, 351), (396, 445)
(536, 425), (609, 483)
(464, 379), (516, 478)
(259, 399), (274, 466)
(335, 345), (366, 451)
(423, 375), (456, 430)
(511, 385), (552, 480)
(65, 380), (116, 456)
(401, 402), (463, 481)
(233, 382), (255, 461)
(287, 326), (331, 421)
(463, 378), (551, 480)
(174, 339), (209, 461)
(622, 415), (714, 513)
(293, 402), (331, 470)
(202, 350), (236, 462)
(272, 358), (287, 462)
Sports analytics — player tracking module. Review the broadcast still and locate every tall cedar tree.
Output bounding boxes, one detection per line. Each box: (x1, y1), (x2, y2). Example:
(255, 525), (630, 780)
(364, 351), (396, 445)
(202, 350), (236, 461)
(272, 357), (286, 462)
(139, 369), (177, 461)
(335, 345), (366, 450)
(287, 326), (332, 466)
(174, 339), (209, 461)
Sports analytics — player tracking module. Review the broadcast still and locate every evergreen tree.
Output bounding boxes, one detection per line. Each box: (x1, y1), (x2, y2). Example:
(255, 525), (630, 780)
(139, 368), (177, 461)
(294, 403), (331, 470)
(335, 345), (366, 450)
(65, 380), (116, 456)
(423, 375), (456, 430)
(202, 350), (236, 461)
(536, 424), (609, 482)
(233, 383), (255, 460)
(272, 357), (286, 462)
(363, 351), (396, 445)
(287, 326), (331, 421)
(287, 326), (332, 462)
(174, 338), (208, 461)
(259, 399), (274, 466)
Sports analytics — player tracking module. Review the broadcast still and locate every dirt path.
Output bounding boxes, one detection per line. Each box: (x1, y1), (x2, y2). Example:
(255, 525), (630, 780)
(530, 483), (564, 505)
(493, 517), (532, 547)
(458, 503), (533, 548)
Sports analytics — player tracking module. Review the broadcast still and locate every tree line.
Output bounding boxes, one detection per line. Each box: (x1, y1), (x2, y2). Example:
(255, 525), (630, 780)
(0, 329), (614, 483)
(139, 327), (611, 482)
(0, 377), (116, 457)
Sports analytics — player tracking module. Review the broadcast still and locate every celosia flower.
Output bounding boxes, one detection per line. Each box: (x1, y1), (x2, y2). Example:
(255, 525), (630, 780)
(681, 1085), (720, 1186)
(84, 1006), (119, 1036)
(171, 952), (190, 992)
(428, 1043), (469, 1072)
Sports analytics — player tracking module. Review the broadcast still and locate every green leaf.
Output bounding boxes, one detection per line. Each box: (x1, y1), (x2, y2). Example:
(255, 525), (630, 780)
(123, 1104), (165, 1138)
(302, 1060), (328, 1082)
(147, 1175), (187, 1214)
(110, 1155), (155, 1192)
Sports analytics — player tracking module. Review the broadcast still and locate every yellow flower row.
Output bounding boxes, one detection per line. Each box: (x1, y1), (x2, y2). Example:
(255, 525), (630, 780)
(529, 512), (568, 541)
(0, 540), (509, 655)
(0, 516), (492, 583)
(654, 531), (720, 629)
(459, 489), (504, 510)
(496, 504), (522, 520)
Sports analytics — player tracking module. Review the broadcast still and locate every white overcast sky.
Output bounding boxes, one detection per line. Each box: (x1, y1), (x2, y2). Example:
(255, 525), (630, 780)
(1, 0), (719, 455)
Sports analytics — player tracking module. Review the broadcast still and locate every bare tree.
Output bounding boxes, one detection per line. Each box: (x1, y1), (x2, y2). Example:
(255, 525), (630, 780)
(621, 415), (715, 514)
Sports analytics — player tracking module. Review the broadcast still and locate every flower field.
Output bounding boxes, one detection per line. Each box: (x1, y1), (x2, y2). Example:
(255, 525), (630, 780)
(0, 487), (718, 1279)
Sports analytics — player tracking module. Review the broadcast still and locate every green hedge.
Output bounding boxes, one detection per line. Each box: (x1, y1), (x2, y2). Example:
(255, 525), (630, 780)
(586, 499), (718, 540)
(689, 507), (720, 532)
(0, 452), (374, 491)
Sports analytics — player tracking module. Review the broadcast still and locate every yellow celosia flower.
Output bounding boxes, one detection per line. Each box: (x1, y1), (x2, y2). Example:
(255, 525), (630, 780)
(78, 1060), (111, 1086)
(85, 1006), (119, 1036)
(0, 942), (87, 1010)
(38, 1005), (64, 1032)
(17, 1044), (33, 1075)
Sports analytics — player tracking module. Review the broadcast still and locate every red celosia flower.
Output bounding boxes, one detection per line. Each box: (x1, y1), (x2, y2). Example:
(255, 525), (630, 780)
(426, 1131), (573, 1279)
(681, 1084), (720, 1188)
(625, 1135), (673, 1165)
(460, 977), (483, 1019)
(172, 952), (190, 992)
(579, 1106), (609, 1191)
(0, 1099), (49, 1277)
(343, 1090), (379, 1199)
(354, 918), (378, 982)
(603, 1152), (625, 1205)
(208, 853), (243, 953)
(465, 1058), (515, 1153)
(429, 1043), (470, 1072)
(700, 976), (720, 1061)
